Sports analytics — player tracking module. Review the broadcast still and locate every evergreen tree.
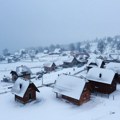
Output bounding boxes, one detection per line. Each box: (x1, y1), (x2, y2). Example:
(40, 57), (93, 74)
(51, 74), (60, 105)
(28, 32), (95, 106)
(97, 40), (106, 53)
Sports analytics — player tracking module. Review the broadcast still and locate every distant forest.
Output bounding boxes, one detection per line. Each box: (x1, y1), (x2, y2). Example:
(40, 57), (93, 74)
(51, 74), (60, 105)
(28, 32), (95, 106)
(1, 35), (120, 56)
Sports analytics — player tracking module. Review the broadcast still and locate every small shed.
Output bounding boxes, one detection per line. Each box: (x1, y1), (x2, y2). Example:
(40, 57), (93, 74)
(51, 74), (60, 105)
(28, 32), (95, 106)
(11, 78), (39, 104)
(53, 74), (90, 105)
(44, 62), (56, 72)
(86, 68), (117, 94)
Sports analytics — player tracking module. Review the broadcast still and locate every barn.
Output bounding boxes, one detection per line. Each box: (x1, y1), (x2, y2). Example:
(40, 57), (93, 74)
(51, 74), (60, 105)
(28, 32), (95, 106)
(53, 74), (90, 105)
(11, 78), (40, 104)
(86, 68), (117, 94)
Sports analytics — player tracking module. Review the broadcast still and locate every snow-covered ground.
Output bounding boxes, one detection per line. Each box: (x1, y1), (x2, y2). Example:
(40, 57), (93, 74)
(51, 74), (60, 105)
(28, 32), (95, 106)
(0, 54), (120, 120)
(1, 86), (120, 120)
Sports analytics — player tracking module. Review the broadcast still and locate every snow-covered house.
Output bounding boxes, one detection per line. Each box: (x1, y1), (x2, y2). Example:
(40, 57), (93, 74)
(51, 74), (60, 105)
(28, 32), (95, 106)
(53, 48), (62, 55)
(16, 65), (32, 80)
(63, 57), (80, 68)
(86, 58), (105, 71)
(76, 56), (88, 67)
(106, 62), (120, 83)
(53, 74), (90, 105)
(86, 68), (117, 94)
(49, 48), (62, 55)
(43, 62), (57, 72)
(11, 78), (39, 104)
(105, 54), (120, 63)
(77, 52), (89, 59)
(43, 49), (49, 54)
(54, 61), (63, 68)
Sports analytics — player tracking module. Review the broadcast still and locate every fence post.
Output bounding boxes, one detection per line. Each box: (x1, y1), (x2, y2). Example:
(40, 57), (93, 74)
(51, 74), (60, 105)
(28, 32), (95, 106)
(113, 95), (114, 100)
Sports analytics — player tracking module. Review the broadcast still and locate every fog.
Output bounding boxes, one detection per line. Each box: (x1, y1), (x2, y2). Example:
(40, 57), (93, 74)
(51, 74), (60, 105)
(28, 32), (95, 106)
(0, 0), (120, 52)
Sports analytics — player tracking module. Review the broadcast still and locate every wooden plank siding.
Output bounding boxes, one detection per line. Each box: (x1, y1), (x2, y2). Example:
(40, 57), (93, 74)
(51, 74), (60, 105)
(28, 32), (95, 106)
(15, 84), (39, 104)
(61, 84), (91, 105)
(89, 79), (117, 94)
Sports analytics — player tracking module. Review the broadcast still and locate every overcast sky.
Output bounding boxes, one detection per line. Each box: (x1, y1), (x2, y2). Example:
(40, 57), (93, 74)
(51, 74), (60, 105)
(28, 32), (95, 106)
(0, 0), (120, 53)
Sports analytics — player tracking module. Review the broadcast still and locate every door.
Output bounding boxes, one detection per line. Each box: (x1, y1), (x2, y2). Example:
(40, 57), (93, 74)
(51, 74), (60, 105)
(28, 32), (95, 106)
(29, 93), (32, 100)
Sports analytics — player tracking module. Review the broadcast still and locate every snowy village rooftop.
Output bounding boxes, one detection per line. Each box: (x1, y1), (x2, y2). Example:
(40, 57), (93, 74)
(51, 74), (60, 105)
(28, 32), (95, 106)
(11, 78), (30, 97)
(106, 62), (120, 74)
(86, 68), (115, 84)
(16, 65), (32, 76)
(53, 74), (86, 100)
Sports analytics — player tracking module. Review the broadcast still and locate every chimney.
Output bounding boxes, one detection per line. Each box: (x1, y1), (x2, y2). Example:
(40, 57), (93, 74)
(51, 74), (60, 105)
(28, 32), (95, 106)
(99, 73), (102, 78)
(19, 83), (22, 89)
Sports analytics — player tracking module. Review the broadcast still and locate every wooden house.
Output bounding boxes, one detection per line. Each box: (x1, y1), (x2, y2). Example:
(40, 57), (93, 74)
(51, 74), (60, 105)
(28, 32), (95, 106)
(86, 58), (105, 72)
(106, 62), (120, 83)
(86, 68), (117, 94)
(63, 57), (80, 68)
(44, 62), (57, 72)
(49, 48), (62, 55)
(16, 65), (32, 80)
(76, 56), (88, 67)
(11, 78), (39, 104)
(43, 49), (49, 54)
(53, 74), (90, 105)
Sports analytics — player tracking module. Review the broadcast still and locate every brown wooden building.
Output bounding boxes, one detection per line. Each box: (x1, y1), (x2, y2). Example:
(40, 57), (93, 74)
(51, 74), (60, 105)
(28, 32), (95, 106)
(12, 78), (39, 104)
(86, 68), (117, 94)
(53, 74), (90, 105)
(63, 57), (81, 68)
(44, 62), (56, 72)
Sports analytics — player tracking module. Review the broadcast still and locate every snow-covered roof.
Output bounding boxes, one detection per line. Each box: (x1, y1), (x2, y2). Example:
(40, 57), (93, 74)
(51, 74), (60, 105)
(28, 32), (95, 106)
(55, 61), (63, 66)
(63, 56), (74, 63)
(86, 68), (115, 84)
(76, 56), (87, 63)
(16, 65), (32, 76)
(53, 74), (86, 100)
(89, 53), (97, 59)
(87, 58), (97, 65)
(11, 78), (30, 97)
(44, 62), (55, 67)
(43, 49), (49, 53)
(53, 48), (61, 54)
(87, 58), (103, 68)
(106, 62), (120, 74)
